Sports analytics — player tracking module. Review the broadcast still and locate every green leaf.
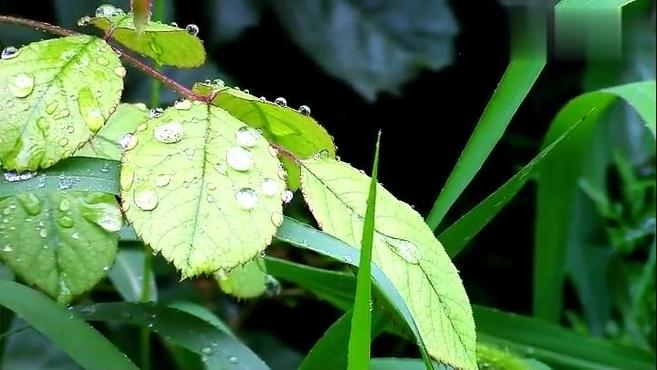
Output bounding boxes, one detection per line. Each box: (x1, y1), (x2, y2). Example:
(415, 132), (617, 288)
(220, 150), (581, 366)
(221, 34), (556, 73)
(121, 102), (285, 277)
(0, 281), (138, 370)
(271, 0), (458, 100)
(87, 12), (206, 68)
(215, 256), (268, 299)
(0, 157), (120, 197)
(75, 103), (149, 161)
(534, 80), (656, 322)
(475, 305), (656, 370)
(370, 358), (449, 370)
(348, 133), (380, 370)
(299, 159), (476, 369)
(0, 35), (124, 171)
(0, 192), (121, 303)
(130, 0), (151, 34)
(194, 82), (336, 190)
(108, 247), (157, 302)
(425, 57), (545, 229)
(75, 302), (270, 369)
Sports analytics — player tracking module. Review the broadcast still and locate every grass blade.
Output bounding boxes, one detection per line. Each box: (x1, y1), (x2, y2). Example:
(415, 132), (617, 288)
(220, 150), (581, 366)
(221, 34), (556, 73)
(75, 302), (270, 370)
(108, 247), (158, 302)
(347, 132), (381, 370)
(0, 281), (138, 370)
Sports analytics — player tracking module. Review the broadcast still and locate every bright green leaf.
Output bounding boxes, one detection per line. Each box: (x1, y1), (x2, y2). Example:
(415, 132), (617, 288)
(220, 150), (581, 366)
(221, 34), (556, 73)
(75, 103), (149, 161)
(194, 82), (336, 190)
(0, 35), (124, 172)
(215, 256), (268, 299)
(0, 192), (121, 303)
(108, 247), (157, 302)
(121, 102), (285, 277)
(87, 13), (206, 68)
(300, 159), (476, 369)
(271, 0), (458, 100)
(0, 281), (138, 370)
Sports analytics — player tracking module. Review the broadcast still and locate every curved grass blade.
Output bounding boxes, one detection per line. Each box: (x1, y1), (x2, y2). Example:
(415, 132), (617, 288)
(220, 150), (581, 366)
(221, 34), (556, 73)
(108, 247), (157, 302)
(347, 132), (380, 370)
(0, 157), (120, 197)
(74, 302), (270, 370)
(534, 80), (656, 322)
(0, 281), (138, 370)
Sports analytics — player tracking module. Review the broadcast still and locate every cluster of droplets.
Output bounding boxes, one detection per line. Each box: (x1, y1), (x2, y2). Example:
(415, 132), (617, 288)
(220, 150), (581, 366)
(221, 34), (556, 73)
(266, 97), (312, 116)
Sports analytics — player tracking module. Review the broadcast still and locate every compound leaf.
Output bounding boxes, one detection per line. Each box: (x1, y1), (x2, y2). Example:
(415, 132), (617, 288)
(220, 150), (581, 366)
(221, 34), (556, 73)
(300, 158), (476, 369)
(0, 35), (124, 171)
(121, 102), (285, 278)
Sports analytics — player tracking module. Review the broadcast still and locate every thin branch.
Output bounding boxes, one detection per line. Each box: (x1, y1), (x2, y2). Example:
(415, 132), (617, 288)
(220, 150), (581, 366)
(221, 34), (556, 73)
(0, 15), (77, 37)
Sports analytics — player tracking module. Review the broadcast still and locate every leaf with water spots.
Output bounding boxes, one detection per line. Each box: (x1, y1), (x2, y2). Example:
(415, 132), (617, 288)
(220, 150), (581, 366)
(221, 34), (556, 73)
(85, 7), (206, 68)
(215, 256), (278, 299)
(300, 158), (477, 369)
(194, 82), (336, 190)
(121, 102), (285, 278)
(0, 35), (124, 172)
(75, 103), (149, 161)
(0, 192), (121, 303)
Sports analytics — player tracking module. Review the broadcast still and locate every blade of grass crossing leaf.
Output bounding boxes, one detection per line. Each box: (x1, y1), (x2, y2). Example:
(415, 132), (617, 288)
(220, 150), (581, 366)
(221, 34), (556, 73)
(108, 248), (157, 302)
(0, 281), (138, 370)
(347, 132), (381, 370)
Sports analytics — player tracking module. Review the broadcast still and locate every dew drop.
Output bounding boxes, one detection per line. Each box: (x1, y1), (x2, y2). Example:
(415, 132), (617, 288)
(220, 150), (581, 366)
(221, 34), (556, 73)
(264, 275), (281, 296)
(314, 149), (331, 159)
(96, 56), (109, 66)
(77, 16), (91, 27)
(95, 4), (121, 18)
(148, 41), (163, 55)
(36, 117), (50, 132)
(185, 24), (199, 35)
(155, 174), (171, 187)
(212, 79), (225, 88)
(153, 122), (184, 144)
(72, 232), (80, 240)
(170, 21), (179, 27)
(235, 126), (260, 148)
(281, 190), (293, 204)
(113, 66), (127, 78)
(274, 97), (287, 107)
(39, 228), (48, 238)
(77, 87), (105, 132)
(134, 189), (159, 211)
(260, 178), (279, 196)
(1, 245), (13, 253)
(226, 146), (253, 172)
(120, 133), (138, 150)
(58, 137), (69, 147)
(201, 347), (213, 356)
(235, 188), (258, 210)
(1, 46), (19, 60)
(8, 73), (35, 98)
(298, 105), (311, 115)
(228, 356), (239, 365)
(149, 107), (164, 119)
(58, 216), (74, 228)
(45, 101), (59, 114)
(16, 193), (43, 216)
(59, 199), (71, 211)
(385, 238), (420, 264)
(173, 99), (192, 110)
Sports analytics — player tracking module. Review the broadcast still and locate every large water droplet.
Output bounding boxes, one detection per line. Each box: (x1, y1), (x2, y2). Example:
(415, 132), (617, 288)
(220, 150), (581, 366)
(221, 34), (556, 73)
(173, 99), (192, 110)
(235, 188), (258, 210)
(58, 216), (74, 228)
(16, 193), (43, 216)
(185, 24), (199, 35)
(155, 174), (171, 187)
(264, 275), (281, 296)
(385, 238), (420, 264)
(8, 73), (35, 98)
(134, 189), (159, 211)
(77, 87), (105, 132)
(298, 105), (311, 115)
(149, 107), (164, 119)
(281, 190), (293, 204)
(154, 122), (184, 144)
(59, 199), (71, 211)
(235, 126), (260, 148)
(95, 4), (121, 17)
(260, 178), (279, 196)
(274, 97), (287, 107)
(1, 46), (19, 60)
(120, 133), (138, 150)
(226, 147), (253, 172)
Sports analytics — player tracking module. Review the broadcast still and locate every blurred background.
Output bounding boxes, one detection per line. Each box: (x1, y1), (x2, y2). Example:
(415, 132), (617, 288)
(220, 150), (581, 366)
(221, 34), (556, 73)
(0, 1), (655, 369)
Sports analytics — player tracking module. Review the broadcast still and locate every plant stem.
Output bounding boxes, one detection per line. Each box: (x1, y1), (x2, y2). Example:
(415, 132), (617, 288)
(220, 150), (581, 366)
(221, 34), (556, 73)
(0, 15), (75, 37)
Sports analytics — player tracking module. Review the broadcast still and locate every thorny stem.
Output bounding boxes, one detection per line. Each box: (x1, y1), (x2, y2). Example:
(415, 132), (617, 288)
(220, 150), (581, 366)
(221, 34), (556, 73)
(0, 14), (211, 103)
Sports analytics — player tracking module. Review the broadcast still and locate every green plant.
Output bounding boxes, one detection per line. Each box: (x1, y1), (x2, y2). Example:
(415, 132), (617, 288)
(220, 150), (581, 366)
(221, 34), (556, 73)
(0, 2), (655, 370)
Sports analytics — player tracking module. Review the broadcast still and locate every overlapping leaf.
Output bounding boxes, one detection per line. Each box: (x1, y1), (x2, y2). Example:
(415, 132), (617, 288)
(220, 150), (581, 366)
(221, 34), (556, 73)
(194, 82), (336, 190)
(0, 35), (124, 172)
(215, 256), (269, 299)
(300, 158), (477, 369)
(0, 192), (121, 303)
(75, 103), (149, 161)
(86, 9), (205, 68)
(121, 102), (286, 277)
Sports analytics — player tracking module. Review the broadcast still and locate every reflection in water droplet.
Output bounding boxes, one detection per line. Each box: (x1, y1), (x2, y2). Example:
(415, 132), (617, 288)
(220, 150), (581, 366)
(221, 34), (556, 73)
(235, 126), (260, 148)
(155, 174), (171, 187)
(226, 147), (253, 172)
(16, 193), (43, 216)
(77, 16), (91, 27)
(120, 133), (138, 150)
(298, 105), (311, 115)
(154, 122), (184, 144)
(149, 107), (164, 119)
(185, 24), (199, 35)
(173, 99), (192, 110)
(95, 4), (121, 17)
(134, 189), (159, 211)
(274, 97), (287, 107)
(385, 238), (420, 264)
(264, 275), (281, 296)
(281, 190), (293, 204)
(1, 46), (19, 60)
(235, 188), (258, 210)
(8, 73), (35, 98)
(260, 178), (279, 196)
(77, 87), (105, 132)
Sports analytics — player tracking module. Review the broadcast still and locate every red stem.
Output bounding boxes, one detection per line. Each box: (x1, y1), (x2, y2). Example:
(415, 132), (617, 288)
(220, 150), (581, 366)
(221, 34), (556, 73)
(0, 15), (76, 37)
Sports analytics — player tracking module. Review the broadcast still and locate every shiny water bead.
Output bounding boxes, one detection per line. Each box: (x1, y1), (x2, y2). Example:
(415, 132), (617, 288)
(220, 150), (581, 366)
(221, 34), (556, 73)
(274, 97), (287, 107)
(149, 107), (164, 119)
(185, 24), (199, 36)
(298, 105), (311, 116)
(1, 46), (19, 60)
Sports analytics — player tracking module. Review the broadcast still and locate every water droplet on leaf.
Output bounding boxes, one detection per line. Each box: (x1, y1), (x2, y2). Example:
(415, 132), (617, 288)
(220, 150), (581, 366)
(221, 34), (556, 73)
(226, 146), (253, 172)
(271, 212), (283, 227)
(8, 73), (35, 98)
(58, 216), (74, 228)
(155, 174), (171, 187)
(274, 97), (287, 107)
(185, 24), (199, 35)
(235, 126), (260, 148)
(120, 133), (138, 150)
(113, 66), (127, 78)
(235, 188), (258, 210)
(298, 105), (311, 115)
(77, 87), (105, 132)
(260, 178), (279, 196)
(134, 189), (159, 211)
(264, 275), (281, 296)
(153, 122), (184, 144)
(16, 193), (43, 215)
(173, 99), (192, 110)
(95, 4), (121, 17)
(149, 107), (164, 119)
(1, 46), (19, 60)
(281, 190), (293, 204)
